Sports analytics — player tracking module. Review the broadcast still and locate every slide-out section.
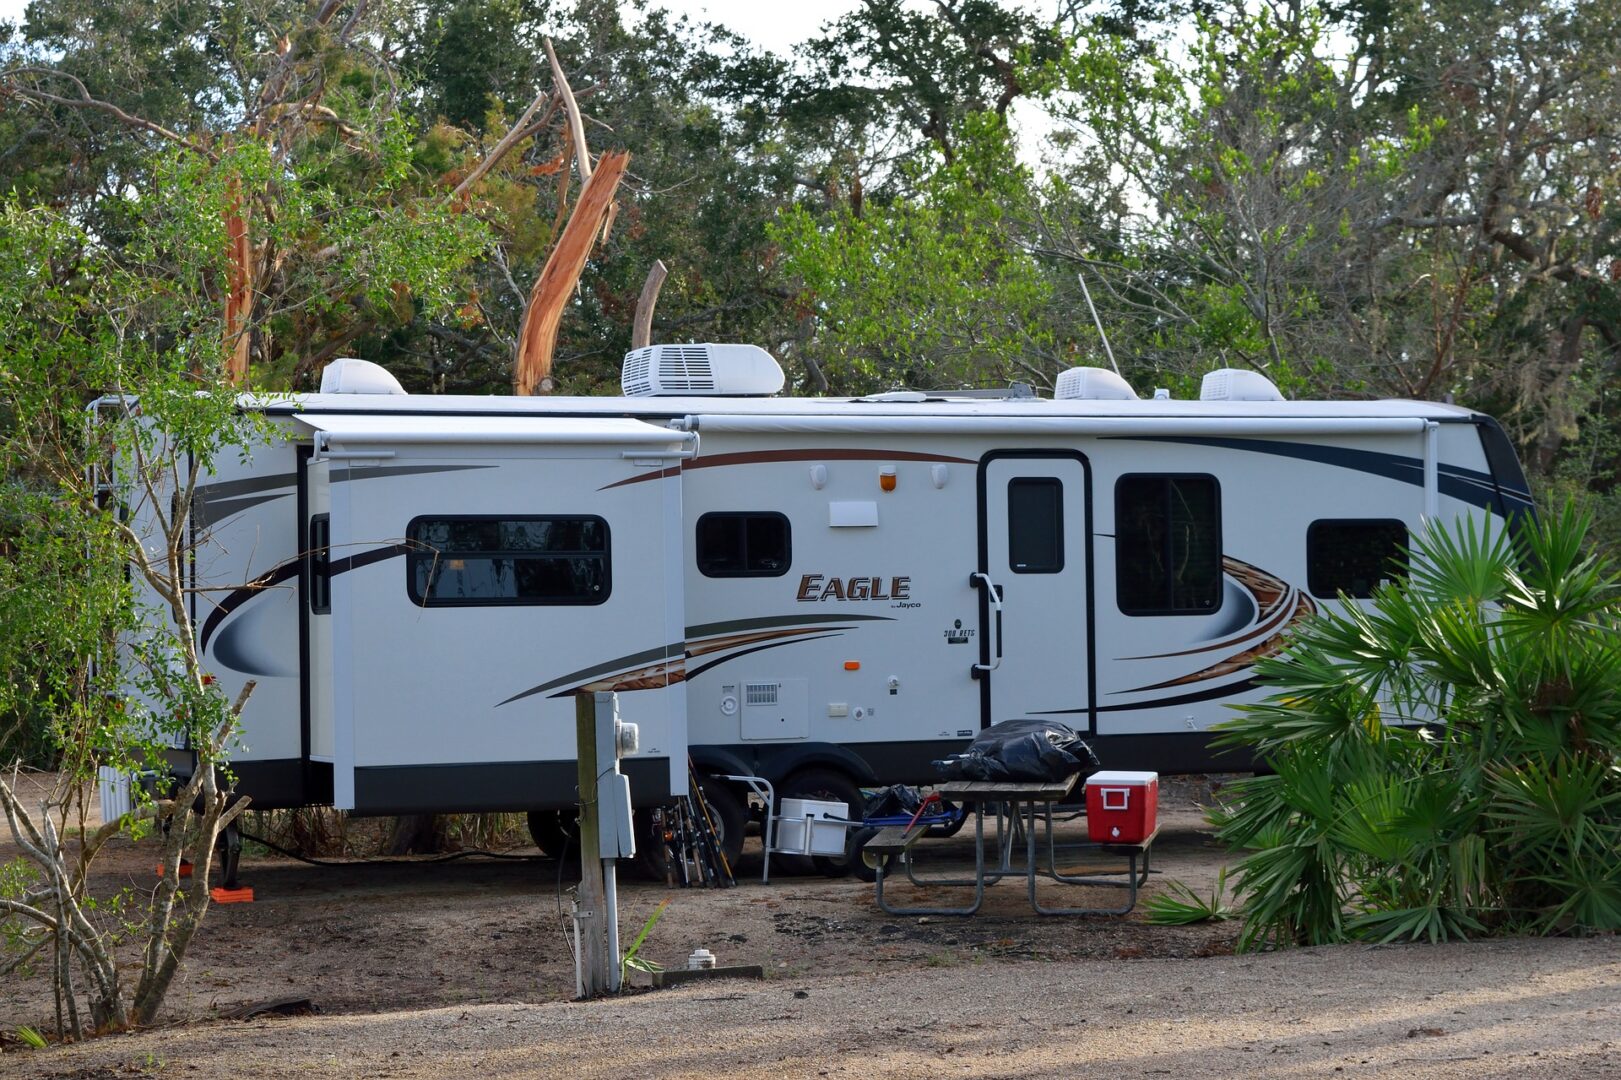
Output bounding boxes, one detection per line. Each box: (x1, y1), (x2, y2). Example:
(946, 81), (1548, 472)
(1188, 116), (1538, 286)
(297, 414), (691, 814)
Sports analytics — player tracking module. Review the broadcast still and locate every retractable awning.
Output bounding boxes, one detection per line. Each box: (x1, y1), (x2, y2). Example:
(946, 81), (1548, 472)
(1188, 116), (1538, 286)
(293, 413), (695, 453)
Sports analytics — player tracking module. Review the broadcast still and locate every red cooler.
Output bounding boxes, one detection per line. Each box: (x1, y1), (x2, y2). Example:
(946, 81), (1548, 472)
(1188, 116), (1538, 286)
(1086, 770), (1159, 843)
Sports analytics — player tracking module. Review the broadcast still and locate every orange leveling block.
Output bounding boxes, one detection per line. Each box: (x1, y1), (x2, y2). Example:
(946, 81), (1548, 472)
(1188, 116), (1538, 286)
(210, 886), (254, 904)
(155, 859), (193, 878)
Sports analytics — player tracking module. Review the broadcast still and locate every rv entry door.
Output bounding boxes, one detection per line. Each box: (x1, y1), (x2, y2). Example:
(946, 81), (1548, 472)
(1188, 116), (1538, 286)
(977, 453), (1093, 733)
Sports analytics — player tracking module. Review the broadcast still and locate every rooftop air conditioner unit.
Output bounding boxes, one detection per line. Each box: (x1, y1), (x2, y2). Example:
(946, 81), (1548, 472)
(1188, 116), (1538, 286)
(320, 358), (408, 396)
(621, 343), (785, 397)
(1053, 366), (1138, 401)
(1200, 368), (1283, 402)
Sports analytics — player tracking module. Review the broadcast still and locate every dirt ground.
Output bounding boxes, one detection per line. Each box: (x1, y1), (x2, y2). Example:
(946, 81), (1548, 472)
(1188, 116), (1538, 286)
(4, 773), (1620, 1078)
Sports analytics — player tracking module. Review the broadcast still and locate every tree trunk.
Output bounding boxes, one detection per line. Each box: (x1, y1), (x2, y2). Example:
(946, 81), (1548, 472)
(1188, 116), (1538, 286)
(384, 814), (447, 855)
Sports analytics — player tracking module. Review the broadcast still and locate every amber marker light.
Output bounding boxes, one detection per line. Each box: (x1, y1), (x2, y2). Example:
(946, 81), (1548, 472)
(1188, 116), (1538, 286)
(879, 465), (897, 491)
(844, 661), (861, 671)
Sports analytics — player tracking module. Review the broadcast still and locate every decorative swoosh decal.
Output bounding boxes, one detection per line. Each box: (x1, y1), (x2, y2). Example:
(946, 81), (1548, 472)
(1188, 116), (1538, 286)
(598, 448), (974, 491)
(1111, 557), (1317, 695)
(495, 614), (895, 704)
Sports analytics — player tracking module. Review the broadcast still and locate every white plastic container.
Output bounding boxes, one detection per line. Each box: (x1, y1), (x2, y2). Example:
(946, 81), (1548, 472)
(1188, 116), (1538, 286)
(774, 797), (848, 856)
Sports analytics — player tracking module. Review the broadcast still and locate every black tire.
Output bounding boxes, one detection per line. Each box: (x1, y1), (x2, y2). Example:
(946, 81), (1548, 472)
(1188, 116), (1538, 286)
(928, 802), (968, 838)
(527, 809), (579, 862)
(778, 768), (864, 877)
(846, 826), (882, 883)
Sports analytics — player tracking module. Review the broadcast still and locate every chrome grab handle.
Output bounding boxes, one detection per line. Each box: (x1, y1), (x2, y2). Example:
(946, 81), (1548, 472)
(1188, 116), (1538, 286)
(970, 572), (1003, 674)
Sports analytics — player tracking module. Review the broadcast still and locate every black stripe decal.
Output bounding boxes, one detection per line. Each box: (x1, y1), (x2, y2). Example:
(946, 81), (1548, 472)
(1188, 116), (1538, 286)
(328, 464), (496, 483)
(688, 613), (893, 637)
(1035, 677), (1262, 716)
(195, 472), (297, 502)
(498, 641), (687, 706)
(199, 561), (302, 651)
(200, 542), (409, 651)
(194, 491), (290, 531)
(1103, 436), (1503, 510)
(684, 633), (845, 682)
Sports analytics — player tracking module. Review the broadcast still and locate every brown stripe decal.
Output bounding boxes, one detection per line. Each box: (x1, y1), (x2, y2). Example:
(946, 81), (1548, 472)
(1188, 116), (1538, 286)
(1119, 557), (1296, 661)
(598, 448), (974, 490)
(1118, 592), (1317, 694)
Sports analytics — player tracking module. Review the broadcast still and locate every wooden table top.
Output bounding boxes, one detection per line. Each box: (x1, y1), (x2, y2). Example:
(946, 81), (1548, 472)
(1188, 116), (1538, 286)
(937, 774), (1080, 802)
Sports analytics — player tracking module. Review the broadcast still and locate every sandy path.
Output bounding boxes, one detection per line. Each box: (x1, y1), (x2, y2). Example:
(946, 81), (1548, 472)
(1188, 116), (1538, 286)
(15, 936), (1621, 1079)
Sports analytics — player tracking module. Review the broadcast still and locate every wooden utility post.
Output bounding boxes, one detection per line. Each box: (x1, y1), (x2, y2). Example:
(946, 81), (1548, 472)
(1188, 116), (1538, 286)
(574, 693), (609, 997)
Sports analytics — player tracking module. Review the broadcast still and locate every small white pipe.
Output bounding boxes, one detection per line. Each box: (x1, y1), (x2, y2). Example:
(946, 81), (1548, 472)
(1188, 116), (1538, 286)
(1423, 421), (1440, 521)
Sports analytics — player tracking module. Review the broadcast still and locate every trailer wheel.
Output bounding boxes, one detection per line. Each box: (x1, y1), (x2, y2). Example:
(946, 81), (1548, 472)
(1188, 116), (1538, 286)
(526, 809), (579, 862)
(845, 826), (883, 883)
(778, 768), (863, 877)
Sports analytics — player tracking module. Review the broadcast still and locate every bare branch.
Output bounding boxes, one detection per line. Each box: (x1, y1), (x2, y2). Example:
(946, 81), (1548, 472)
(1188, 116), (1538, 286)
(1, 67), (216, 161)
(544, 39), (592, 182)
(452, 87), (550, 199)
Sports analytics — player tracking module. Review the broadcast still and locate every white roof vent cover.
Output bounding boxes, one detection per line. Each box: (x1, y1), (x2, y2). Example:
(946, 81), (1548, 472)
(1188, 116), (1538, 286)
(320, 358), (407, 396)
(1053, 366), (1137, 401)
(621, 343), (784, 397)
(1200, 368), (1284, 402)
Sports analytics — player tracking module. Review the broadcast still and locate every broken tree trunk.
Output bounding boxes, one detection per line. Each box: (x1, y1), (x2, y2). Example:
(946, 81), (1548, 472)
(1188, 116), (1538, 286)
(631, 260), (668, 350)
(511, 150), (630, 396)
(223, 178), (252, 386)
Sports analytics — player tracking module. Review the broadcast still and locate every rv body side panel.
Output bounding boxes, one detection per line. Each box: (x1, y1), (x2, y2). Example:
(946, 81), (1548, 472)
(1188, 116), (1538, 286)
(676, 432), (984, 786)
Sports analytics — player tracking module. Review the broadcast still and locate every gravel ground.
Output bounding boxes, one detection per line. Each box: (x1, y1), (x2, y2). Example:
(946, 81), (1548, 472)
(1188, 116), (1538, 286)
(13, 936), (1621, 1079)
(4, 772), (1620, 1077)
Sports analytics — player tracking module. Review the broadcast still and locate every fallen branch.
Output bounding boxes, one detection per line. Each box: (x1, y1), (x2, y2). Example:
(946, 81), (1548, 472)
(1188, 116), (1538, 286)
(452, 87), (551, 200)
(544, 38), (592, 182)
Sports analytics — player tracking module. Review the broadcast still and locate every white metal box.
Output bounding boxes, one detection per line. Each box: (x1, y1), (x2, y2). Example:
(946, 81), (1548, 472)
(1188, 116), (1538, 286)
(775, 797), (848, 856)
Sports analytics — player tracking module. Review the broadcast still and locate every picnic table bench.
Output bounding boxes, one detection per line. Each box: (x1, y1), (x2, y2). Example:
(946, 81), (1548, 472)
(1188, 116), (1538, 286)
(870, 773), (1157, 917)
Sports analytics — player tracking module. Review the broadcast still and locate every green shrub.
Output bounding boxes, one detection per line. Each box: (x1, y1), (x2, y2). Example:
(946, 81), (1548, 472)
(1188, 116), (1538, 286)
(1214, 504), (1621, 949)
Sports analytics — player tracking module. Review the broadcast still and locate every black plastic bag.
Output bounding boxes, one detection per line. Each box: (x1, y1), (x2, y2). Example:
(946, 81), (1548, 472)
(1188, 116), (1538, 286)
(863, 784), (925, 820)
(933, 719), (1099, 783)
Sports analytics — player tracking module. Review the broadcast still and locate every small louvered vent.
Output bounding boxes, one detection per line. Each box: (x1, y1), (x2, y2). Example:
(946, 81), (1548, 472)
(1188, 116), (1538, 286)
(656, 346), (716, 392)
(621, 348), (654, 396)
(619, 343), (785, 397)
(745, 682), (779, 706)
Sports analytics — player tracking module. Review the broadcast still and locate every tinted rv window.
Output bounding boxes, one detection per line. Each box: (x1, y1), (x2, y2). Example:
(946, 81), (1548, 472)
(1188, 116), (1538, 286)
(697, 513), (791, 577)
(1007, 478), (1064, 573)
(1115, 475), (1222, 615)
(1308, 519), (1408, 599)
(309, 514), (331, 614)
(407, 516), (610, 606)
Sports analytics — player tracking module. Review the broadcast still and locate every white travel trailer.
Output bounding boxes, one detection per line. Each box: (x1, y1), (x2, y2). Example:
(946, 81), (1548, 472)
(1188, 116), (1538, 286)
(126, 346), (1533, 861)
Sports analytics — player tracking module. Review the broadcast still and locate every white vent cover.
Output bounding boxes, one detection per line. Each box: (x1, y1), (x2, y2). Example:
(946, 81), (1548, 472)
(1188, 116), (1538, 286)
(621, 343), (784, 397)
(1200, 368), (1284, 402)
(745, 682), (780, 706)
(1053, 366), (1137, 401)
(320, 358), (407, 396)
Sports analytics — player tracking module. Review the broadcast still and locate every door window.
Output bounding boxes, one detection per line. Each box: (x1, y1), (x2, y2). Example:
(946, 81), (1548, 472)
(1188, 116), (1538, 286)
(1007, 477), (1064, 574)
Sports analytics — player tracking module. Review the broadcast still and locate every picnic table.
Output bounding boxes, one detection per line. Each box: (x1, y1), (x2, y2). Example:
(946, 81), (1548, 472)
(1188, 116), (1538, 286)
(866, 773), (1156, 917)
